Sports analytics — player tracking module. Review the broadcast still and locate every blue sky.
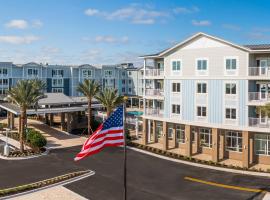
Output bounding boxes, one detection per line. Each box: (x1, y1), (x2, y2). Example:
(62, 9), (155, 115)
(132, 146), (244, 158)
(0, 0), (269, 66)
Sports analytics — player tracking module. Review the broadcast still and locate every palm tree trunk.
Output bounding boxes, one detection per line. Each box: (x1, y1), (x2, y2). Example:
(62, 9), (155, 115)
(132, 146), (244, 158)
(88, 99), (92, 135)
(20, 109), (26, 152)
(106, 107), (111, 118)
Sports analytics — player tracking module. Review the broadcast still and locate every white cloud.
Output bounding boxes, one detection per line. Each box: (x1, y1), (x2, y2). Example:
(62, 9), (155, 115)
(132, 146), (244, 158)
(84, 5), (169, 25)
(83, 35), (129, 44)
(173, 6), (199, 14)
(32, 20), (43, 28)
(191, 20), (211, 26)
(0, 35), (40, 44)
(41, 46), (60, 54)
(5, 19), (28, 29)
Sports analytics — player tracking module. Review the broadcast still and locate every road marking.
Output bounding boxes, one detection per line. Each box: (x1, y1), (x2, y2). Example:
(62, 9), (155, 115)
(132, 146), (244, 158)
(184, 176), (266, 193)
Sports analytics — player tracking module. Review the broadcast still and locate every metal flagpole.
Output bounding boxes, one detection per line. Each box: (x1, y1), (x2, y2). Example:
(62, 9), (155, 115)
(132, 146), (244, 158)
(123, 103), (127, 200)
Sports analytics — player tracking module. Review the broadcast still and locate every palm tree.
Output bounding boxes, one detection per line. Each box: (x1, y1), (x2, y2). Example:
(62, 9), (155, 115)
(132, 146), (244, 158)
(96, 88), (126, 117)
(77, 79), (100, 134)
(256, 103), (270, 118)
(6, 79), (46, 152)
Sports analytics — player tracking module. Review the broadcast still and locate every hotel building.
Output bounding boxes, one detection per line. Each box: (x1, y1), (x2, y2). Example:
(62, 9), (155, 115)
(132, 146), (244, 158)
(141, 32), (270, 167)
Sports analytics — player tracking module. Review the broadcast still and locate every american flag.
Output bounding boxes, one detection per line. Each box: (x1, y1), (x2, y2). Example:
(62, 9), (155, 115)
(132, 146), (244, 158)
(74, 106), (124, 161)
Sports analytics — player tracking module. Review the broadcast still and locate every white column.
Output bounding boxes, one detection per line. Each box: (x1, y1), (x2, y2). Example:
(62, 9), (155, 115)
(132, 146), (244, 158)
(148, 119), (151, 142)
(131, 98), (133, 108)
(143, 59), (146, 114)
(135, 117), (139, 138)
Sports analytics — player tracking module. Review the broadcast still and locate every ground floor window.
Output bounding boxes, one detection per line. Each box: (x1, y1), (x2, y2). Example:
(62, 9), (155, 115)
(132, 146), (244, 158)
(255, 134), (270, 155)
(156, 122), (162, 139)
(225, 131), (242, 152)
(52, 88), (63, 93)
(176, 125), (185, 143)
(168, 124), (174, 139)
(191, 127), (197, 143)
(199, 128), (212, 148)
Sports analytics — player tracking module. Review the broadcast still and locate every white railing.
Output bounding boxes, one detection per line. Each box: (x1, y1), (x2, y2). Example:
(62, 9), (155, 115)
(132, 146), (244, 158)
(248, 67), (270, 76)
(248, 92), (270, 102)
(145, 69), (164, 77)
(145, 89), (164, 96)
(145, 108), (163, 117)
(249, 117), (270, 128)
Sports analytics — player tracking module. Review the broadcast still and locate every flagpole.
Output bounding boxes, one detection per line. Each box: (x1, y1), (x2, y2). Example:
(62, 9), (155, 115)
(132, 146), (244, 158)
(123, 103), (127, 200)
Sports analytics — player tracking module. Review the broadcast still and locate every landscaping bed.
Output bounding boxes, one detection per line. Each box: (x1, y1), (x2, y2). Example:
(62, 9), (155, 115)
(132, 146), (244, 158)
(129, 142), (270, 173)
(0, 170), (91, 197)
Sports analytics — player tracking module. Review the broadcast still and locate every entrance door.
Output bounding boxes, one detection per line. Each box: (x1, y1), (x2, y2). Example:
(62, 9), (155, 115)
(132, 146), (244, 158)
(260, 60), (268, 75)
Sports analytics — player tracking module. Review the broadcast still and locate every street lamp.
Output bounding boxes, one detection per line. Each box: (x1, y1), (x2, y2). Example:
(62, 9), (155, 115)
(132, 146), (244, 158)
(3, 128), (10, 156)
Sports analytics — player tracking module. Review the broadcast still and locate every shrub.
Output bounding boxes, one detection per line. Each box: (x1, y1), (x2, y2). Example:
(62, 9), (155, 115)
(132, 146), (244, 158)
(26, 129), (47, 149)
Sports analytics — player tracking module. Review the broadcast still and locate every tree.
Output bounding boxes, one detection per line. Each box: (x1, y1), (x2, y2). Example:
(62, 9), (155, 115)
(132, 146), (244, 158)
(256, 103), (270, 118)
(77, 79), (100, 134)
(6, 79), (45, 152)
(96, 88), (126, 117)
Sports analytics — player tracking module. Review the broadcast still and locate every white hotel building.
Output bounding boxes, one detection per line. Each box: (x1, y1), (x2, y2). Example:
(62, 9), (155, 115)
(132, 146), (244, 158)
(141, 32), (270, 167)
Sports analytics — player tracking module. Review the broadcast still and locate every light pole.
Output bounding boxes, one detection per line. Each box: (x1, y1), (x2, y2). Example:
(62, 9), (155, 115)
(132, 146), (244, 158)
(3, 128), (10, 156)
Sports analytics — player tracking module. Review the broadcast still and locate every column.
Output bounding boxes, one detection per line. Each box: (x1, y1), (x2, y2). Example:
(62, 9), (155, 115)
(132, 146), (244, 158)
(152, 120), (157, 143)
(10, 113), (15, 129)
(171, 124), (177, 149)
(212, 128), (219, 163)
(49, 113), (54, 126)
(242, 131), (250, 168)
(185, 125), (192, 157)
(60, 113), (65, 131)
(194, 127), (200, 154)
(7, 112), (11, 128)
(162, 121), (168, 150)
(219, 131), (225, 160)
(148, 120), (151, 143)
(66, 113), (72, 133)
(45, 114), (49, 124)
(142, 118), (148, 145)
(249, 133), (254, 165)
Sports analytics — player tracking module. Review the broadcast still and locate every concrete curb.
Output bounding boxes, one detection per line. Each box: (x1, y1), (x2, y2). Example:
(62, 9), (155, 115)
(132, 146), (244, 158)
(0, 170), (95, 200)
(128, 146), (270, 178)
(0, 148), (50, 160)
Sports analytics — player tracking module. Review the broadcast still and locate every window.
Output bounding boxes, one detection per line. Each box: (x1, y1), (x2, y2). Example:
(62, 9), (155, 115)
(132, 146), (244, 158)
(197, 83), (207, 93)
(168, 127), (174, 139)
(225, 83), (236, 94)
(122, 80), (125, 84)
(82, 69), (92, 78)
(128, 72), (132, 75)
(52, 69), (63, 77)
(122, 88), (125, 92)
(197, 106), (207, 117)
(199, 128), (212, 148)
(28, 68), (38, 77)
(255, 134), (270, 155)
(128, 80), (132, 84)
(225, 108), (236, 119)
(225, 131), (242, 152)
(226, 59), (237, 70)
(197, 59), (207, 70)
(176, 125), (185, 143)
(52, 78), (63, 87)
(122, 72), (126, 76)
(0, 68), (8, 76)
(52, 88), (63, 93)
(0, 79), (8, 86)
(172, 61), (181, 71)
(172, 104), (180, 114)
(172, 83), (181, 92)
(0, 88), (8, 95)
(128, 88), (132, 93)
(104, 70), (113, 77)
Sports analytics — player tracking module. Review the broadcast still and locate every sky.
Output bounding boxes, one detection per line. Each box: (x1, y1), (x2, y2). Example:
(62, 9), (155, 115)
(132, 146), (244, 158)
(0, 0), (269, 66)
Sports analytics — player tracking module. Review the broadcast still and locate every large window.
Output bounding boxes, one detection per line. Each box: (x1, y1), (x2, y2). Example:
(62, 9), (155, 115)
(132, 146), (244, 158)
(255, 134), (270, 155)
(197, 83), (207, 93)
(172, 60), (181, 71)
(197, 59), (207, 70)
(226, 58), (237, 70)
(225, 83), (236, 95)
(82, 69), (92, 78)
(28, 68), (38, 77)
(52, 88), (63, 93)
(52, 69), (63, 77)
(0, 79), (8, 86)
(104, 70), (113, 77)
(172, 104), (180, 114)
(225, 131), (242, 152)
(199, 128), (212, 148)
(0, 68), (8, 76)
(225, 108), (236, 119)
(197, 106), (207, 117)
(52, 78), (63, 87)
(176, 125), (185, 143)
(172, 83), (181, 92)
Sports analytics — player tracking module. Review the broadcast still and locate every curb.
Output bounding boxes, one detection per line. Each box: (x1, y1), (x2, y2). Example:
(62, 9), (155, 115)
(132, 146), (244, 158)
(128, 146), (270, 178)
(0, 148), (50, 160)
(0, 170), (95, 200)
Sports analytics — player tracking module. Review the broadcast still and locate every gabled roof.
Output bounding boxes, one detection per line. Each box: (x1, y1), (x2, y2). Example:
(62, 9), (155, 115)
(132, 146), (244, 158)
(140, 32), (253, 58)
(244, 44), (270, 50)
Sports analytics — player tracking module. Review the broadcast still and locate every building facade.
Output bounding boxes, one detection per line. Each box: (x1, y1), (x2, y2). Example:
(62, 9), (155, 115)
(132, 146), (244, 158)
(0, 62), (143, 99)
(141, 32), (270, 167)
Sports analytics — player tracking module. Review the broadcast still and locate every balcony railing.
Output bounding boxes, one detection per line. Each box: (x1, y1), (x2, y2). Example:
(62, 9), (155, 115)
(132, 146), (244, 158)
(145, 69), (164, 77)
(145, 108), (163, 117)
(248, 92), (270, 102)
(249, 67), (270, 76)
(249, 117), (270, 128)
(145, 89), (164, 96)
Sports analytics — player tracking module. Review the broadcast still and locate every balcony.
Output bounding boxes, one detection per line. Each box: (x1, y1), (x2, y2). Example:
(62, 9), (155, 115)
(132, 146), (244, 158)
(248, 92), (270, 103)
(145, 69), (164, 78)
(145, 89), (164, 98)
(249, 117), (270, 129)
(145, 108), (163, 118)
(249, 67), (270, 76)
